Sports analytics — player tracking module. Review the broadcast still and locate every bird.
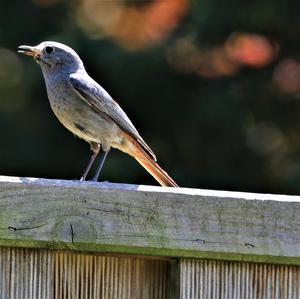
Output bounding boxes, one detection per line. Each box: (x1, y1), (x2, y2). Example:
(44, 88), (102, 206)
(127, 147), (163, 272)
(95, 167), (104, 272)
(18, 41), (178, 187)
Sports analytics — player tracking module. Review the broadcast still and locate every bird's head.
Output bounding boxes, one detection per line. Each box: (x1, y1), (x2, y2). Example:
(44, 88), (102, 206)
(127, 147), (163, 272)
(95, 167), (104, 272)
(18, 41), (84, 74)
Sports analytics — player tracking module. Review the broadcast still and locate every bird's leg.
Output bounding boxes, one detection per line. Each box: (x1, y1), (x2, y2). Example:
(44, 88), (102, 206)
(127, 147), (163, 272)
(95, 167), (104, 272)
(80, 142), (100, 181)
(80, 153), (98, 181)
(92, 148), (110, 181)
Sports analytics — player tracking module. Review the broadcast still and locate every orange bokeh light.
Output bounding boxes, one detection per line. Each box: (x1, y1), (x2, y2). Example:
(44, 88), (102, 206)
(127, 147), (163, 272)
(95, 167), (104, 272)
(226, 32), (277, 68)
(167, 32), (278, 79)
(77, 0), (189, 50)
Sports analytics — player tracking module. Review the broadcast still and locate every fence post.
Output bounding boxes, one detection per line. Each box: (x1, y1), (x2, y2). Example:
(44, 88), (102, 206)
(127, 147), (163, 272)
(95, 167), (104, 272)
(0, 175), (299, 298)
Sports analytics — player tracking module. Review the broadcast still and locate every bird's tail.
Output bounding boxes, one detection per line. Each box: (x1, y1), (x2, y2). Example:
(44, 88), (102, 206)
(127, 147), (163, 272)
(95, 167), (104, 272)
(118, 133), (179, 187)
(135, 151), (179, 187)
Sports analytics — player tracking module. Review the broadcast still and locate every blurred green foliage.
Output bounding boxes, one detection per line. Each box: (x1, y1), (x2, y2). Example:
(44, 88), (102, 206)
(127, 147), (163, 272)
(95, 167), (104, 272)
(1, 0), (300, 193)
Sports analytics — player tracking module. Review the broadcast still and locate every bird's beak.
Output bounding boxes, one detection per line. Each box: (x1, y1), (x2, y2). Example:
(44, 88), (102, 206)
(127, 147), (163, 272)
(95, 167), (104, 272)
(18, 45), (40, 58)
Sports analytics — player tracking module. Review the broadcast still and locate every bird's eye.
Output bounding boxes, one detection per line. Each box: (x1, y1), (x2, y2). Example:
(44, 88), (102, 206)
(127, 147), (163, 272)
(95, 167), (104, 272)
(45, 46), (54, 54)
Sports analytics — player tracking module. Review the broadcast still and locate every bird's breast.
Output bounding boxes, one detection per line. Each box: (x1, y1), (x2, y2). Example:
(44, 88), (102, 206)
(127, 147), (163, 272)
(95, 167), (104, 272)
(45, 78), (124, 149)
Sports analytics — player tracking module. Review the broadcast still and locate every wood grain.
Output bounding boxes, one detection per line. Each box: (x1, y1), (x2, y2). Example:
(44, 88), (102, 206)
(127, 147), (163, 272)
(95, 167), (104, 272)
(0, 247), (172, 299)
(180, 259), (300, 299)
(0, 175), (299, 264)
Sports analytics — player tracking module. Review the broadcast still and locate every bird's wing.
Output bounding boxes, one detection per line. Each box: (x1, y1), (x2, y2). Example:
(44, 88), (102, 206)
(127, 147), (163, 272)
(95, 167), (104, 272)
(69, 73), (156, 160)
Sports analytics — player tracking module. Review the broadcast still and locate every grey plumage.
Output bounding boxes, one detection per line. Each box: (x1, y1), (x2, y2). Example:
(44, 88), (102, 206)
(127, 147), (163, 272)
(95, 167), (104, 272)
(69, 74), (156, 159)
(18, 41), (178, 186)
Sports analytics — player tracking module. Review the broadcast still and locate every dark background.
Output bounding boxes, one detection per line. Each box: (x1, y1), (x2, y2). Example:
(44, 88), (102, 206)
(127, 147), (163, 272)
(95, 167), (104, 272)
(1, 0), (300, 193)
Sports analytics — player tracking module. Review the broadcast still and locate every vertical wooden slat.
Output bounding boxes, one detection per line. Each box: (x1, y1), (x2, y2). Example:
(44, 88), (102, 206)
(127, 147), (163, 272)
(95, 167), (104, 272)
(2, 248), (300, 299)
(0, 247), (172, 299)
(0, 247), (53, 299)
(180, 259), (300, 299)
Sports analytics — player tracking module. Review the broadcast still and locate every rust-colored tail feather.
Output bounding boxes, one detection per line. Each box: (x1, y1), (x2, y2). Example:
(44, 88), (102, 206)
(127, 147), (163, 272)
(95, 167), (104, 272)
(119, 133), (179, 187)
(135, 152), (179, 187)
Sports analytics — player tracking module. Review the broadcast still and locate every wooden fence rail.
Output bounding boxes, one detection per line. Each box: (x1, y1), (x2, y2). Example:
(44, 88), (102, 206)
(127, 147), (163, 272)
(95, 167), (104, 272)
(0, 175), (299, 298)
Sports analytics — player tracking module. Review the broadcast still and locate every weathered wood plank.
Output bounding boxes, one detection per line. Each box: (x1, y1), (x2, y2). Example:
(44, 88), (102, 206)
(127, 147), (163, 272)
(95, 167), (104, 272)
(179, 259), (300, 299)
(0, 247), (53, 299)
(0, 175), (299, 264)
(0, 247), (172, 299)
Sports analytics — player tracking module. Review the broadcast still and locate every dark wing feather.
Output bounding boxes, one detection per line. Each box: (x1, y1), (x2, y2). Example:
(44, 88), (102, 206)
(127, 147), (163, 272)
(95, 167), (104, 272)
(69, 74), (156, 160)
